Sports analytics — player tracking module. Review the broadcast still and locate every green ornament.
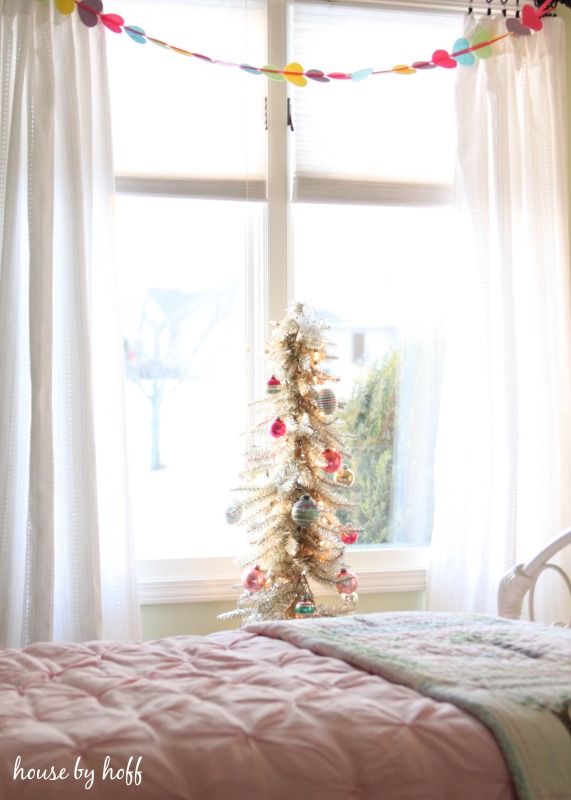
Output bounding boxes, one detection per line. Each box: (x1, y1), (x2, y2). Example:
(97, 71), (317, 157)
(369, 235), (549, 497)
(295, 600), (316, 618)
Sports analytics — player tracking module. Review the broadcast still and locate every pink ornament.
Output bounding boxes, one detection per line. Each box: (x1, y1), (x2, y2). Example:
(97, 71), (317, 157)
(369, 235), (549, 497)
(242, 566), (266, 592)
(340, 529), (358, 545)
(270, 418), (287, 438)
(322, 449), (342, 473)
(336, 568), (359, 594)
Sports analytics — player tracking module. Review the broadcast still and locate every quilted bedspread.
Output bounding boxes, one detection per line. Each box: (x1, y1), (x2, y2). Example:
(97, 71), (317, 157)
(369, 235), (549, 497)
(248, 612), (571, 800)
(0, 618), (515, 800)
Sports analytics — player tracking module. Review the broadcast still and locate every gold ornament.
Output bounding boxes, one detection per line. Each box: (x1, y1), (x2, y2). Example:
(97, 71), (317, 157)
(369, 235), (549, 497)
(335, 465), (355, 488)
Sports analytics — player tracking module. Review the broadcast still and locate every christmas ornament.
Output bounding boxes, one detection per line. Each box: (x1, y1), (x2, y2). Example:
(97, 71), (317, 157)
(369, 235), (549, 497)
(241, 565), (266, 592)
(317, 387), (337, 415)
(266, 375), (282, 395)
(341, 591), (359, 606)
(225, 501), (243, 525)
(336, 568), (359, 594)
(322, 449), (342, 473)
(270, 418), (287, 438)
(335, 465), (355, 487)
(295, 599), (316, 618)
(340, 528), (358, 545)
(291, 494), (319, 527)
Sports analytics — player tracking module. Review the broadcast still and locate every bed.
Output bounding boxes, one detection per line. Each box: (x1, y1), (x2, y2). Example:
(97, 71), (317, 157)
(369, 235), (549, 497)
(1, 533), (570, 800)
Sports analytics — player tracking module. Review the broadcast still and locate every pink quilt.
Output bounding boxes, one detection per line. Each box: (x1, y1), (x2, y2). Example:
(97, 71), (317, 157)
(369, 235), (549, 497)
(0, 625), (514, 799)
(248, 612), (571, 800)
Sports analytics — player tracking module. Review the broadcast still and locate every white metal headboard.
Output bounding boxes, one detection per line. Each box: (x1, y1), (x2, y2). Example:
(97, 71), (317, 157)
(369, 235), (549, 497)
(497, 528), (571, 625)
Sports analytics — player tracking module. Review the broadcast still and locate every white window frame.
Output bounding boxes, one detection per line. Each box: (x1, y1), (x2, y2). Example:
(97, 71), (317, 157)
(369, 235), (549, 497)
(138, 547), (429, 603)
(132, 0), (483, 604)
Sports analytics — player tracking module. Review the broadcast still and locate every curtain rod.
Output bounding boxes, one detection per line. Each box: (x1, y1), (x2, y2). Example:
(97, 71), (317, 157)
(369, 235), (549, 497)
(322, 0), (557, 15)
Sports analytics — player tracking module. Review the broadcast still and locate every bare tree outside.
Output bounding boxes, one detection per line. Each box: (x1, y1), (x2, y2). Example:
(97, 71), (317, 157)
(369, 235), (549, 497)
(124, 286), (235, 471)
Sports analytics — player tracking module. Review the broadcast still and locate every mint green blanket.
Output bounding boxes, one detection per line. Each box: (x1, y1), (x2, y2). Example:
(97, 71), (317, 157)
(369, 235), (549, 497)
(247, 612), (571, 800)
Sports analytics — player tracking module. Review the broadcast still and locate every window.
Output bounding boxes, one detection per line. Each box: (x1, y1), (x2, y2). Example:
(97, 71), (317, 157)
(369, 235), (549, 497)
(107, 0), (463, 598)
(290, 1), (460, 547)
(108, 0), (266, 562)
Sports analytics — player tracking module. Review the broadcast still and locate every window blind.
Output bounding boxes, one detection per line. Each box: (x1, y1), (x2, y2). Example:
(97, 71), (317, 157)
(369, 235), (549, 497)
(108, 0), (267, 201)
(291, 0), (463, 204)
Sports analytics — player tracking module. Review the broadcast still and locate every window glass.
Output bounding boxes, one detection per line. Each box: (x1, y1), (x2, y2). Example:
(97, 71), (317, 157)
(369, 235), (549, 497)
(291, 1), (460, 197)
(293, 203), (459, 545)
(107, 0), (267, 181)
(116, 195), (260, 559)
(108, 0), (266, 560)
(291, 2), (461, 546)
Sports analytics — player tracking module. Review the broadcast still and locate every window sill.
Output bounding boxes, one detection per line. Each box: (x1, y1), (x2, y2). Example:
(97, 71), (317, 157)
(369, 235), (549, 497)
(138, 546), (429, 605)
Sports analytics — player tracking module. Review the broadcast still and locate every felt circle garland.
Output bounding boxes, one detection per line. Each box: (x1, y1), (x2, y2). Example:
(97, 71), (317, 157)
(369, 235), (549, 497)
(43, 0), (553, 88)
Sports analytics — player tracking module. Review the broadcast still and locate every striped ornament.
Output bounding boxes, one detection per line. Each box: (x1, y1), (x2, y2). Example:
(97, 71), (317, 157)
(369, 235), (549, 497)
(317, 388), (337, 415)
(266, 375), (282, 395)
(225, 501), (243, 525)
(291, 494), (319, 527)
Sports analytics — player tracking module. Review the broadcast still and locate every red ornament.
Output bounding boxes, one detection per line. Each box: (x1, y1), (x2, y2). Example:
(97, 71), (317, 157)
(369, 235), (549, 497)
(322, 449), (342, 473)
(340, 529), (358, 545)
(242, 565), (266, 592)
(336, 568), (359, 594)
(270, 418), (287, 438)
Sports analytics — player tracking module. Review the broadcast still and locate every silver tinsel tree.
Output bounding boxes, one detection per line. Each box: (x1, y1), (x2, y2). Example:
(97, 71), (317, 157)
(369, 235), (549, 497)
(219, 303), (362, 625)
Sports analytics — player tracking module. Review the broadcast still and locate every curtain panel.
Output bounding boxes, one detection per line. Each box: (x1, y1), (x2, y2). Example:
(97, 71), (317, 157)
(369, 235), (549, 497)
(428, 14), (571, 621)
(0, 0), (140, 646)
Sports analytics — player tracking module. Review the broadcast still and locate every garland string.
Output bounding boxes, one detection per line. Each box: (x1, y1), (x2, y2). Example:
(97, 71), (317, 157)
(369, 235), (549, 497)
(40, 0), (555, 86)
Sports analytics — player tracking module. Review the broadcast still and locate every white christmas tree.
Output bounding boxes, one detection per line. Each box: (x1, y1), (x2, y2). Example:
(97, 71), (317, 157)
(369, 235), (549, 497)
(220, 303), (362, 624)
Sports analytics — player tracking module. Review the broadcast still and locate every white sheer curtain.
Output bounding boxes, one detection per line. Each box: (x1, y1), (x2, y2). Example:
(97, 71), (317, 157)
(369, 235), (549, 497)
(0, 0), (141, 646)
(428, 14), (571, 619)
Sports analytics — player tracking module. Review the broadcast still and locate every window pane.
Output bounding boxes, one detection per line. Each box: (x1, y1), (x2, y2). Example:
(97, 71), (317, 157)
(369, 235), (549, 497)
(116, 196), (259, 559)
(106, 0), (267, 183)
(293, 203), (460, 546)
(107, 0), (267, 560)
(292, 1), (460, 199)
(291, 2), (460, 547)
